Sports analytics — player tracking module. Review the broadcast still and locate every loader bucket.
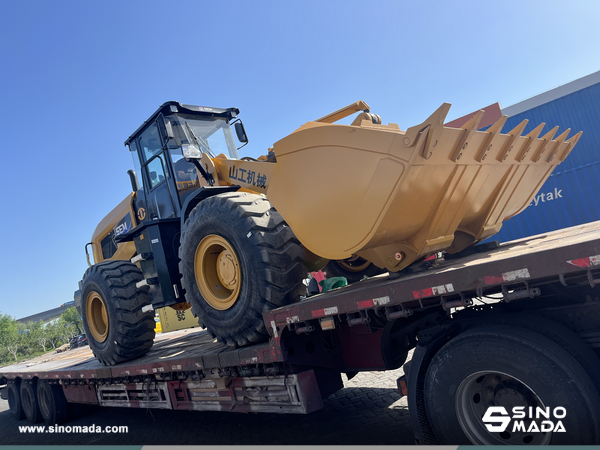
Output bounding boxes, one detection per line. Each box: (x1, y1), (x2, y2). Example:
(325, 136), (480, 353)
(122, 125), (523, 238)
(266, 102), (581, 272)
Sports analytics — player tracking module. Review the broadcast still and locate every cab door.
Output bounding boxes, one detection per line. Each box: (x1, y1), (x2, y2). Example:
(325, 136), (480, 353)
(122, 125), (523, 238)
(137, 121), (177, 220)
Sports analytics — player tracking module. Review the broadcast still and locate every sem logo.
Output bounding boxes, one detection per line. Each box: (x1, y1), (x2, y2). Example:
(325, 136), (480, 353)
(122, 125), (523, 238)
(114, 222), (130, 236)
(482, 406), (567, 433)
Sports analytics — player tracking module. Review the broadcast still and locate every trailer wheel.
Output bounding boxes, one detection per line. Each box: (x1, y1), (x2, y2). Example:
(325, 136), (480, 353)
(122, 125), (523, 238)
(37, 380), (68, 425)
(424, 325), (600, 444)
(7, 382), (25, 420)
(324, 257), (386, 283)
(465, 313), (600, 397)
(20, 380), (42, 424)
(179, 192), (306, 347)
(80, 260), (155, 365)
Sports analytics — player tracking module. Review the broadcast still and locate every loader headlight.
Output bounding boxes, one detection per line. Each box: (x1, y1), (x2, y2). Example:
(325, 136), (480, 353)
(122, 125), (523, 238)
(182, 143), (202, 159)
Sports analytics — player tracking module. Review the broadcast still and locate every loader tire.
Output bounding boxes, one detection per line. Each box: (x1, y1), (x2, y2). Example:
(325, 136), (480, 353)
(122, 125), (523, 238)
(80, 260), (155, 366)
(324, 257), (386, 283)
(179, 192), (306, 347)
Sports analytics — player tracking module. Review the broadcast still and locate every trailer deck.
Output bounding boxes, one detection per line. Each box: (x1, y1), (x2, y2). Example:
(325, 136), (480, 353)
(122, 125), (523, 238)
(0, 328), (323, 414)
(266, 220), (600, 339)
(3, 221), (600, 418)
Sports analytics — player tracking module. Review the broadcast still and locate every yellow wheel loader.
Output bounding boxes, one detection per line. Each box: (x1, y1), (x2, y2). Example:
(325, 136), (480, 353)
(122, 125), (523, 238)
(74, 100), (581, 365)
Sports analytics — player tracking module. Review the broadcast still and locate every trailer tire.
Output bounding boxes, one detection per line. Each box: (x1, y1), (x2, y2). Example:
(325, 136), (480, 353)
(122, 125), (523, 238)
(179, 192), (306, 347)
(7, 382), (25, 421)
(424, 325), (600, 445)
(20, 380), (43, 424)
(465, 313), (600, 397)
(80, 260), (155, 366)
(324, 258), (386, 283)
(37, 380), (68, 425)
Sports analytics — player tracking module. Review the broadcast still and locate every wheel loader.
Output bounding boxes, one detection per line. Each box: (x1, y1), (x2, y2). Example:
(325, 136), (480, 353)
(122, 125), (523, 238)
(74, 100), (582, 365)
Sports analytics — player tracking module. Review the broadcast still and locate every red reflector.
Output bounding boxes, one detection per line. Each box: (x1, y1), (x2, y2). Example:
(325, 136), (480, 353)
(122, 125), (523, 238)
(311, 309), (325, 318)
(413, 287), (434, 299)
(484, 275), (504, 285)
(357, 299), (374, 309)
(569, 257), (591, 268)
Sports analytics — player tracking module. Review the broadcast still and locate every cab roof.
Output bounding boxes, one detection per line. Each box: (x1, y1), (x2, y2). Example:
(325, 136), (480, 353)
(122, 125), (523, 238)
(124, 101), (240, 146)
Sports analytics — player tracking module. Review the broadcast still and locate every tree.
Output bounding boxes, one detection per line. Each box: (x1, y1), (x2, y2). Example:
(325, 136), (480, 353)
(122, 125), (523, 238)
(61, 307), (83, 335)
(27, 320), (49, 353)
(0, 313), (21, 363)
(45, 320), (61, 349)
(55, 317), (75, 346)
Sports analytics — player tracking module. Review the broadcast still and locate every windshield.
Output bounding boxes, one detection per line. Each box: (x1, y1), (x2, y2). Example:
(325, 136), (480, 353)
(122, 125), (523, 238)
(169, 114), (239, 160)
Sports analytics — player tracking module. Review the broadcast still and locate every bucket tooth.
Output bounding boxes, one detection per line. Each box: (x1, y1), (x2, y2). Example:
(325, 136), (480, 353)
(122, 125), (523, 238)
(477, 115), (508, 162)
(451, 110), (485, 162)
(497, 119), (528, 162)
(403, 103), (451, 159)
(559, 130), (582, 162)
(545, 128), (569, 162)
(532, 126), (559, 162)
(516, 123), (545, 162)
(547, 128), (582, 162)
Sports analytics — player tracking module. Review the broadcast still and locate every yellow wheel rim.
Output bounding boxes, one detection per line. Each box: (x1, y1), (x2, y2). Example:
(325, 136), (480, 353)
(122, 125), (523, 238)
(337, 256), (371, 272)
(86, 291), (109, 343)
(194, 234), (242, 310)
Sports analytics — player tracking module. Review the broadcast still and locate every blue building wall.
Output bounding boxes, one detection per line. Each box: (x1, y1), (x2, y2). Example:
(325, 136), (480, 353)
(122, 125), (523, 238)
(491, 81), (600, 243)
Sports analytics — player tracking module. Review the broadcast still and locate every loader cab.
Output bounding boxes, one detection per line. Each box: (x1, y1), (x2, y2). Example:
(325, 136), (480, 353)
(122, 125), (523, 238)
(124, 101), (245, 224)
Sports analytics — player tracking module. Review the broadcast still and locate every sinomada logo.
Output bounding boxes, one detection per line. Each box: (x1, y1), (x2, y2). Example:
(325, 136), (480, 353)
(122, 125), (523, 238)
(482, 406), (567, 433)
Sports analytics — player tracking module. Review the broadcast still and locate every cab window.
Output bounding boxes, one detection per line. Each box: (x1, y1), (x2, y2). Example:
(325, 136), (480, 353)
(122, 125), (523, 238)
(139, 123), (162, 161)
(147, 154), (168, 190)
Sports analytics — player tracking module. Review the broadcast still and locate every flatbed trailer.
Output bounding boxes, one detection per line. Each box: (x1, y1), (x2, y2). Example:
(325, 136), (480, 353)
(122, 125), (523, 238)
(4, 221), (600, 444)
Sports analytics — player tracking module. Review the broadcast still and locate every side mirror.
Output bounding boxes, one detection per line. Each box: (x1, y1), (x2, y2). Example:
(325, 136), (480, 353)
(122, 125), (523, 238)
(165, 120), (174, 139)
(158, 115), (175, 145)
(234, 121), (248, 143)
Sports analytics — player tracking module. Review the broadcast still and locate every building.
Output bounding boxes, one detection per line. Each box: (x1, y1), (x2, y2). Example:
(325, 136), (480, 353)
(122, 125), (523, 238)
(491, 71), (600, 242)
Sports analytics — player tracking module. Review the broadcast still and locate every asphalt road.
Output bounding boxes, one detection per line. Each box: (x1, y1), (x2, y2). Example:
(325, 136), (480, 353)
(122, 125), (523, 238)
(0, 367), (415, 445)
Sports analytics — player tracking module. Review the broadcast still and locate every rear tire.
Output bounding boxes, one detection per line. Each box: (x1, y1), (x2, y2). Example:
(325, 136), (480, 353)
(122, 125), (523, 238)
(7, 382), (25, 421)
(179, 192), (306, 347)
(424, 325), (600, 444)
(20, 380), (42, 424)
(80, 260), (155, 365)
(37, 380), (68, 425)
(324, 258), (386, 283)
(464, 313), (600, 397)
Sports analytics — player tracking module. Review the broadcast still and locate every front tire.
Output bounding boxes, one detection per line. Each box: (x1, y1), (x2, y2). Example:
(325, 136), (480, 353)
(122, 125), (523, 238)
(179, 192), (306, 347)
(80, 260), (155, 365)
(424, 325), (600, 444)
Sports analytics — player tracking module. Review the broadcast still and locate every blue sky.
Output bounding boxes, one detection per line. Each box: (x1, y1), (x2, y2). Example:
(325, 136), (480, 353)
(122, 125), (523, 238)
(1, 0), (599, 319)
